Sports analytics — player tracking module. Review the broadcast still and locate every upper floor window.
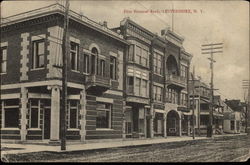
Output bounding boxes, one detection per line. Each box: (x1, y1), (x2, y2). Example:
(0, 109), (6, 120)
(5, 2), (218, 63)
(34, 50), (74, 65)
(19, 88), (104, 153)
(100, 60), (105, 76)
(153, 53), (163, 75)
(0, 46), (7, 73)
(110, 56), (117, 80)
(180, 65), (187, 78)
(83, 54), (90, 74)
(32, 40), (45, 69)
(153, 85), (163, 102)
(135, 46), (149, 67)
(134, 77), (148, 97)
(70, 42), (79, 71)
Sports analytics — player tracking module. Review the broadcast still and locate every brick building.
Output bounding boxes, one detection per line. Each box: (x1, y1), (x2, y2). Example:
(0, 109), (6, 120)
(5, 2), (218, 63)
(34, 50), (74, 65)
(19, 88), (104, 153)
(0, 4), (128, 142)
(114, 18), (192, 138)
(0, 3), (192, 143)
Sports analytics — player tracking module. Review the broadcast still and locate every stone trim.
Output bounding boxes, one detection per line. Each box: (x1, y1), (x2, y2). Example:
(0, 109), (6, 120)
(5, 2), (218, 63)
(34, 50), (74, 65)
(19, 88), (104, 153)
(20, 32), (30, 81)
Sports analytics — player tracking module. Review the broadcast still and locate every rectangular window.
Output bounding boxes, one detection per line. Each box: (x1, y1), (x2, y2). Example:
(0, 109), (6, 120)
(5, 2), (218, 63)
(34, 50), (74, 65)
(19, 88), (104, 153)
(96, 103), (112, 129)
(70, 42), (79, 71)
(83, 54), (90, 74)
(30, 99), (40, 128)
(0, 46), (7, 73)
(127, 76), (134, 94)
(135, 46), (148, 67)
(100, 60), (105, 76)
(32, 40), (45, 69)
(110, 56), (117, 80)
(141, 79), (147, 97)
(68, 100), (78, 129)
(153, 85), (163, 102)
(4, 99), (19, 128)
(153, 53), (163, 75)
(135, 77), (141, 96)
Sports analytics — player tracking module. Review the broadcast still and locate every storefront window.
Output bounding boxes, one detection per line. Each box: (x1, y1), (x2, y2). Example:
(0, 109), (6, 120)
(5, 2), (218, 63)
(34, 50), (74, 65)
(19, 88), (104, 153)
(96, 103), (112, 129)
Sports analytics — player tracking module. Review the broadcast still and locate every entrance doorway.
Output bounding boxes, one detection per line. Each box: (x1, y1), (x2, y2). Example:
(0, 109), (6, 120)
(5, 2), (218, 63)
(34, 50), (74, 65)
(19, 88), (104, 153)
(43, 108), (51, 139)
(167, 110), (180, 136)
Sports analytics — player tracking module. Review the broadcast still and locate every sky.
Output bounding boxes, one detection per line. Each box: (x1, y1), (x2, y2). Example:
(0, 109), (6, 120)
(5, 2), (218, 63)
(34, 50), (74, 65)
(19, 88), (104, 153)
(1, 0), (249, 101)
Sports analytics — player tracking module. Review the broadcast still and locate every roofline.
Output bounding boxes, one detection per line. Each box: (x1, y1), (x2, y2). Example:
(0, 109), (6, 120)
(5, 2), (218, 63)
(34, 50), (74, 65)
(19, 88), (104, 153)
(1, 3), (130, 45)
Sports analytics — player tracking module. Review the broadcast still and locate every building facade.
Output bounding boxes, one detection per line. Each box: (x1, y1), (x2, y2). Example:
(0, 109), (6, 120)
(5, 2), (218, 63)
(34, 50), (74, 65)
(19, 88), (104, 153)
(116, 18), (192, 138)
(1, 4), (192, 143)
(0, 4), (129, 142)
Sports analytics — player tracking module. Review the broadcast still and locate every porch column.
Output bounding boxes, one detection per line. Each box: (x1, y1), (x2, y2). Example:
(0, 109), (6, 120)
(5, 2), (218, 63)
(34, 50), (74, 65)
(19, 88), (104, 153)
(163, 113), (167, 138)
(80, 88), (86, 142)
(20, 87), (28, 141)
(48, 85), (60, 142)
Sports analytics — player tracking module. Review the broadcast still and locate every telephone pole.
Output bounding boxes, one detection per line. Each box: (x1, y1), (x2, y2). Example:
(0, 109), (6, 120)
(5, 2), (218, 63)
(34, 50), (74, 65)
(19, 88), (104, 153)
(242, 79), (249, 133)
(192, 66), (196, 139)
(61, 0), (70, 151)
(201, 43), (223, 138)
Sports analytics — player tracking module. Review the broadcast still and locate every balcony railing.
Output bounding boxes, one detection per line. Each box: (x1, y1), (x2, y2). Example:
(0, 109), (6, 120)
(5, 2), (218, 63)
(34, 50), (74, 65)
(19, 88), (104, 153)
(165, 74), (186, 88)
(86, 74), (111, 90)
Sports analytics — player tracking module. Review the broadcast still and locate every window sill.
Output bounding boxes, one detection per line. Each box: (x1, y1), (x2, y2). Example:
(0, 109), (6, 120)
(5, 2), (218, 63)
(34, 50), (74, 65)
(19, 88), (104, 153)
(30, 68), (45, 71)
(1, 128), (20, 130)
(96, 128), (114, 131)
(71, 70), (80, 73)
(67, 128), (80, 131)
(27, 128), (41, 131)
(153, 73), (164, 77)
(0, 72), (7, 75)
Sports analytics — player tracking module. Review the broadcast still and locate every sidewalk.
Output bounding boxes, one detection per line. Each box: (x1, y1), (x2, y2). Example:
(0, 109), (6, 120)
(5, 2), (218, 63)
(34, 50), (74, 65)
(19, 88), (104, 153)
(1, 133), (247, 156)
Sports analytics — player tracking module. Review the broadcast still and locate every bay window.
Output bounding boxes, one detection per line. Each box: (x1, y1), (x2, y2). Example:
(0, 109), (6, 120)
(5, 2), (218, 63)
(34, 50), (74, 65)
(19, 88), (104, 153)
(135, 46), (149, 67)
(153, 53), (163, 75)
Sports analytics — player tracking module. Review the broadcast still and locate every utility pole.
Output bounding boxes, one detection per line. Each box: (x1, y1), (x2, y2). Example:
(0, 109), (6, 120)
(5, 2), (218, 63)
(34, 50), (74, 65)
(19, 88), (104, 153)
(201, 43), (223, 138)
(242, 79), (249, 133)
(192, 66), (196, 139)
(197, 76), (201, 136)
(61, 0), (70, 151)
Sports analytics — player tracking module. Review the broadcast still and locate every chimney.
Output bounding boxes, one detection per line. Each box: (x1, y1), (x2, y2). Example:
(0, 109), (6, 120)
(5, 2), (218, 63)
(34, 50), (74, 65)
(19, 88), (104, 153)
(103, 21), (107, 28)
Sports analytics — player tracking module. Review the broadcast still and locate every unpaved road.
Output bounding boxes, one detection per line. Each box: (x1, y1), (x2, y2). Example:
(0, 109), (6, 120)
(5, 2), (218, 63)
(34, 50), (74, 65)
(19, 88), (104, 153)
(2, 135), (250, 162)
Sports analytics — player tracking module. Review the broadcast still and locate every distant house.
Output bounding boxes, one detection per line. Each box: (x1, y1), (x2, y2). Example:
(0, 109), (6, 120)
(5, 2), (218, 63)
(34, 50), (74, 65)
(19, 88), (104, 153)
(223, 100), (241, 134)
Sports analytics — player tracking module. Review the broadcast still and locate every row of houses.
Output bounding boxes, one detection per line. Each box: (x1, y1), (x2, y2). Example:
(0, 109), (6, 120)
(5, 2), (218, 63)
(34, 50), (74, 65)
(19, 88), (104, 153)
(0, 3), (243, 143)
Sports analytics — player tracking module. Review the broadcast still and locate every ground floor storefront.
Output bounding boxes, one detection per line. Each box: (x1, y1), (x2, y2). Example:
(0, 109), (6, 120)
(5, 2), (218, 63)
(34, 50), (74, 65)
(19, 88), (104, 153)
(0, 81), (124, 143)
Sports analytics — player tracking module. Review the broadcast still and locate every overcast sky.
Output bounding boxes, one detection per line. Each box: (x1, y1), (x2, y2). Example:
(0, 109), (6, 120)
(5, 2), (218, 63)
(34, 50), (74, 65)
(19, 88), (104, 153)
(2, 0), (249, 101)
